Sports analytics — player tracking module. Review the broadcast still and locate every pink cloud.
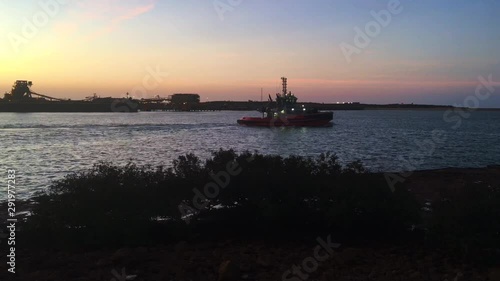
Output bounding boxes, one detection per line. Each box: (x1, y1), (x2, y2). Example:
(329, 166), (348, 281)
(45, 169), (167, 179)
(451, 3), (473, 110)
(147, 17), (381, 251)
(291, 78), (481, 88)
(112, 2), (155, 22)
(59, 0), (157, 42)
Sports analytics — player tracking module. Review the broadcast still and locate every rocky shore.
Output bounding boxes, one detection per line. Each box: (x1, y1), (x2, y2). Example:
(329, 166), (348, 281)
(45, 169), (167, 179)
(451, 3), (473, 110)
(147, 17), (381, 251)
(0, 165), (499, 280)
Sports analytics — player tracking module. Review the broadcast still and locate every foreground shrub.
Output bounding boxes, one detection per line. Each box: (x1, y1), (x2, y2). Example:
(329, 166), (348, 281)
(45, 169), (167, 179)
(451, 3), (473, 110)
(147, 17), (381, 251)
(428, 182), (500, 264)
(20, 150), (421, 248)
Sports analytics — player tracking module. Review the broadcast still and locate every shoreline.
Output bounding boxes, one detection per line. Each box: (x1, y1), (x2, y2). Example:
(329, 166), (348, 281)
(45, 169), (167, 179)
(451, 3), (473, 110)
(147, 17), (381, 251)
(1, 165), (499, 218)
(0, 164), (499, 280)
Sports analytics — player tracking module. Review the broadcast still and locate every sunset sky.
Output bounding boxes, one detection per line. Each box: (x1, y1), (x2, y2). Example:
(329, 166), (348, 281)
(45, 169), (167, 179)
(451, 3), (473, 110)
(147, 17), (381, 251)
(1, 0), (499, 106)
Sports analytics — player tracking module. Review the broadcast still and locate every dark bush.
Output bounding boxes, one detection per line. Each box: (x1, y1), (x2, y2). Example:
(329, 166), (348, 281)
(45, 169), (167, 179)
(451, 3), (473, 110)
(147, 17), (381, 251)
(428, 182), (500, 264)
(20, 150), (422, 248)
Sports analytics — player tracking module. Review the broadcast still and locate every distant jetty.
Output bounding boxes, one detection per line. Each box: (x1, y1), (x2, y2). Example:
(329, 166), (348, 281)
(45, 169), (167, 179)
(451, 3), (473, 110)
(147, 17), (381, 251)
(138, 100), (461, 112)
(137, 91), (483, 112)
(3, 80), (497, 113)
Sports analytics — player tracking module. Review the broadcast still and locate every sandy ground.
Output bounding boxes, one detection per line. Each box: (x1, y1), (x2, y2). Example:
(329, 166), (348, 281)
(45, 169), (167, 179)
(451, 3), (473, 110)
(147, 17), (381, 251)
(0, 241), (497, 281)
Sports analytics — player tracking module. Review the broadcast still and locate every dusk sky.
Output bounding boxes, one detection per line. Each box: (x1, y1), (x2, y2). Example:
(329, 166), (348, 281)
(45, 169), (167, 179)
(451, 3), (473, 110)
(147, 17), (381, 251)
(1, 0), (499, 106)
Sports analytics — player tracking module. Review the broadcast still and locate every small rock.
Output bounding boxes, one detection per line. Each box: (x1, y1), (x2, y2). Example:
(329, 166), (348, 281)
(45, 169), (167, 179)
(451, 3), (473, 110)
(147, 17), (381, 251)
(213, 248), (222, 258)
(126, 274), (138, 281)
(135, 247), (148, 255)
(489, 267), (500, 281)
(453, 271), (463, 281)
(256, 255), (272, 268)
(174, 241), (188, 254)
(111, 248), (132, 262)
(96, 257), (111, 266)
(409, 271), (422, 279)
(239, 261), (252, 272)
(368, 269), (377, 278)
(218, 260), (240, 281)
(339, 248), (358, 264)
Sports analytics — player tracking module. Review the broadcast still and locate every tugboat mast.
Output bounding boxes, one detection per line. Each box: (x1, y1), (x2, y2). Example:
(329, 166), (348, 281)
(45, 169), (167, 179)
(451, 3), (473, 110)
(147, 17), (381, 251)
(281, 77), (287, 97)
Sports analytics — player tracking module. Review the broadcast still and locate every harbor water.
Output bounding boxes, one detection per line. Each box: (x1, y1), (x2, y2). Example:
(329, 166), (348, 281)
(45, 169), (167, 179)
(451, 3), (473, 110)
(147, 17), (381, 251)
(1, 110), (500, 200)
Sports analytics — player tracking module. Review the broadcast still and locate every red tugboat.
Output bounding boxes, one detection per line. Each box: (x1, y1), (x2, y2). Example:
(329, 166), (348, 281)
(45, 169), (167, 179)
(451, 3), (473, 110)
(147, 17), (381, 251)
(237, 77), (333, 127)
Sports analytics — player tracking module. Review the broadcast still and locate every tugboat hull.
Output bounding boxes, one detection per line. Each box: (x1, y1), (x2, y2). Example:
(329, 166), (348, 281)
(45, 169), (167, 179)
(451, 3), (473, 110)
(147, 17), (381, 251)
(237, 112), (333, 127)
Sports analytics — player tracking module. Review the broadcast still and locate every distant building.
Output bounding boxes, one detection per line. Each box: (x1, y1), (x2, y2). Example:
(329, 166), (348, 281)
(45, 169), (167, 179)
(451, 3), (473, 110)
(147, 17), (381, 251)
(169, 93), (200, 105)
(10, 80), (33, 100)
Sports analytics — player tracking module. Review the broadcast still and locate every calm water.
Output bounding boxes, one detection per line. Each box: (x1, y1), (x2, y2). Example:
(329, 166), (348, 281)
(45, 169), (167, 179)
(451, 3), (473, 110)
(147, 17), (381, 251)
(1, 110), (500, 200)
